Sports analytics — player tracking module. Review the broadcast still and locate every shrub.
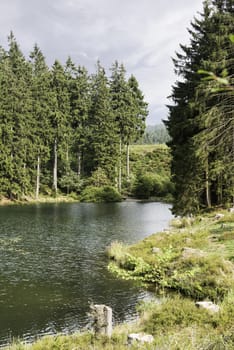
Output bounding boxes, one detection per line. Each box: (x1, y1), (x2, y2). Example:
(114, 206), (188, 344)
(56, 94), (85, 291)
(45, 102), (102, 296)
(80, 186), (122, 202)
(97, 186), (122, 202)
(59, 171), (84, 194)
(133, 172), (174, 199)
(88, 168), (111, 187)
(80, 186), (100, 202)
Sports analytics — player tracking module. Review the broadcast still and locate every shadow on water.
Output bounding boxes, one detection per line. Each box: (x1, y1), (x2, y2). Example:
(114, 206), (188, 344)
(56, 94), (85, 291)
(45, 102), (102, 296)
(0, 201), (173, 345)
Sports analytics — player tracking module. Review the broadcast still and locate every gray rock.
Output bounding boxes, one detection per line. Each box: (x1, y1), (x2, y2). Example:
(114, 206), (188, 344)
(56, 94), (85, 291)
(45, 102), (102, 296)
(127, 333), (154, 345)
(214, 213), (225, 219)
(229, 207), (234, 213)
(195, 301), (220, 313)
(152, 247), (161, 254)
(182, 247), (205, 259)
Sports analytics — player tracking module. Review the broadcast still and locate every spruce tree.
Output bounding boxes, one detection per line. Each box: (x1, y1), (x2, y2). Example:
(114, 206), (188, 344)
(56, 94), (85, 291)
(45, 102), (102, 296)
(65, 58), (90, 178)
(166, 0), (234, 214)
(194, 0), (234, 206)
(85, 61), (118, 182)
(29, 44), (53, 198)
(109, 62), (133, 190)
(127, 74), (148, 179)
(50, 60), (71, 195)
(0, 33), (33, 199)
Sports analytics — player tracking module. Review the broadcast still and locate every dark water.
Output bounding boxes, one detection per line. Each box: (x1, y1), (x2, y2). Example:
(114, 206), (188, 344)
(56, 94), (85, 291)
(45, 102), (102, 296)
(0, 201), (172, 345)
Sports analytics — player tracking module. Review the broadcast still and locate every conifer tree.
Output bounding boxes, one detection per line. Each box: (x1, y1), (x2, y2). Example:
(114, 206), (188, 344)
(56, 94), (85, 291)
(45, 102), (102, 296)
(86, 61), (118, 181)
(0, 33), (33, 199)
(166, 0), (234, 214)
(109, 62), (133, 190)
(65, 58), (90, 178)
(50, 60), (71, 195)
(127, 75), (148, 179)
(29, 44), (53, 199)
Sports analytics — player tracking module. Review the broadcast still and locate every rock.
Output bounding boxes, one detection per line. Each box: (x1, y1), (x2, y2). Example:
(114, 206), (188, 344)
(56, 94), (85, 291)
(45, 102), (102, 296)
(195, 301), (220, 313)
(229, 207), (234, 213)
(214, 213), (225, 219)
(127, 333), (154, 345)
(182, 247), (205, 259)
(152, 247), (161, 254)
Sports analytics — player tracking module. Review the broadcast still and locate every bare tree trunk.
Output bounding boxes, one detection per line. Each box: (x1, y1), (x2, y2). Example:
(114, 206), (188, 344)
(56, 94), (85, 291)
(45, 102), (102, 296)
(77, 151), (81, 178)
(126, 143), (130, 182)
(118, 138), (122, 193)
(232, 126), (234, 206)
(115, 166), (118, 189)
(205, 160), (211, 208)
(36, 155), (40, 200)
(53, 138), (58, 195)
(66, 145), (70, 195)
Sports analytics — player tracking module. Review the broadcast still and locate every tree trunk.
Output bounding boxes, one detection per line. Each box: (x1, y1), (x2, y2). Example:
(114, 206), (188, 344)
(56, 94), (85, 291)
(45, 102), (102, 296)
(205, 161), (211, 208)
(53, 138), (58, 195)
(114, 166), (118, 189)
(77, 151), (81, 178)
(126, 143), (130, 182)
(36, 155), (40, 200)
(118, 138), (122, 193)
(66, 145), (70, 195)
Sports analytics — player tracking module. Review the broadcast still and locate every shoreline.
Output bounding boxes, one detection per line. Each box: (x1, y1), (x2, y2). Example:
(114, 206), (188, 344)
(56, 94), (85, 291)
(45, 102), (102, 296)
(0, 195), (172, 206)
(3, 209), (234, 349)
(0, 195), (79, 207)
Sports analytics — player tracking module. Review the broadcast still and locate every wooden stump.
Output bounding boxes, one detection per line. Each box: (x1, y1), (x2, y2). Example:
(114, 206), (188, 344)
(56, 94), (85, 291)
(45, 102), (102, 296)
(90, 304), (112, 337)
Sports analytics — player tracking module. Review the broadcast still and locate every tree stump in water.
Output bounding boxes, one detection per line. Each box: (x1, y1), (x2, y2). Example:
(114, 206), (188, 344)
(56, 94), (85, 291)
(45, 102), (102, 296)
(90, 304), (112, 337)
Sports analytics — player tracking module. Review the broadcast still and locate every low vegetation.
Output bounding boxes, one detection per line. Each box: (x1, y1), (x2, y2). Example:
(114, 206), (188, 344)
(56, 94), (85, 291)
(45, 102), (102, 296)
(108, 211), (234, 300)
(127, 144), (173, 200)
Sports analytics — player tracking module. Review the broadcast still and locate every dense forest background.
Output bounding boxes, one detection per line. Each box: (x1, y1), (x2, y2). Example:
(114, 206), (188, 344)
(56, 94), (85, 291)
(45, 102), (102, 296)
(0, 33), (152, 201)
(0, 33), (173, 202)
(0, 0), (233, 214)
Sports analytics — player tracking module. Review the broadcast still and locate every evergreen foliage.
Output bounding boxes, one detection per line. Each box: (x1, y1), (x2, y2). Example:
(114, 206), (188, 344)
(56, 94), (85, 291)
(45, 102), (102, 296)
(166, 0), (234, 215)
(140, 124), (171, 144)
(0, 36), (149, 200)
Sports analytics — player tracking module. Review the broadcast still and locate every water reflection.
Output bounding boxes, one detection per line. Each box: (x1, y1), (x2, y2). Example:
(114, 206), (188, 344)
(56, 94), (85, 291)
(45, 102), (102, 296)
(0, 202), (172, 345)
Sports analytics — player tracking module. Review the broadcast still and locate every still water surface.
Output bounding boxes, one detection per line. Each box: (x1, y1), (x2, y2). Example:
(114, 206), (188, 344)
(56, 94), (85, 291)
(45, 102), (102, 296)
(0, 201), (172, 345)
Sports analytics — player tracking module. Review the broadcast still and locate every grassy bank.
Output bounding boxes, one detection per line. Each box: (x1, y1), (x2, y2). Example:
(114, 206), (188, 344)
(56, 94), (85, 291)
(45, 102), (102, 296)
(0, 195), (79, 206)
(5, 209), (234, 349)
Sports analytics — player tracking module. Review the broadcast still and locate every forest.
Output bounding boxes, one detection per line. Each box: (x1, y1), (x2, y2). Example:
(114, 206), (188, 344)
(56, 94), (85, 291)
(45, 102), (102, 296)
(0, 33), (150, 201)
(0, 0), (233, 215)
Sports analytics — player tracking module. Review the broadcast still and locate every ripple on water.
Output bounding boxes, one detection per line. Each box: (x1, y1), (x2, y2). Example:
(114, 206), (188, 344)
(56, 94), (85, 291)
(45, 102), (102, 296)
(0, 202), (173, 345)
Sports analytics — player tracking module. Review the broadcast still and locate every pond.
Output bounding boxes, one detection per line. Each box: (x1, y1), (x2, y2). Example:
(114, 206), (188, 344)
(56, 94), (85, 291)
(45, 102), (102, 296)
(0, 201), (173, 345)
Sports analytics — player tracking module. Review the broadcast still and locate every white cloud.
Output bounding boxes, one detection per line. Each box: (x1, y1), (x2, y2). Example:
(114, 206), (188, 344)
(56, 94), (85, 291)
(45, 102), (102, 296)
(0, 0), (204, 124)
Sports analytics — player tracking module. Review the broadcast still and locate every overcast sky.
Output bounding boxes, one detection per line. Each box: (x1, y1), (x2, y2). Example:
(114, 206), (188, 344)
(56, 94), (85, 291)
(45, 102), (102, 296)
(0, 0), (204, 125)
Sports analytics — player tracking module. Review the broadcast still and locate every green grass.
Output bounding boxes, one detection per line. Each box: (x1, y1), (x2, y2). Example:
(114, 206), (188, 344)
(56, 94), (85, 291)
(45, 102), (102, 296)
(108, 211), (234, 300)
(130, 144), (169, 154)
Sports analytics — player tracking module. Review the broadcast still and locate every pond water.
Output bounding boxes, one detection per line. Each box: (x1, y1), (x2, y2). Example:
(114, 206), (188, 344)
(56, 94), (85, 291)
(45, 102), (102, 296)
(0, 201), (173, 345)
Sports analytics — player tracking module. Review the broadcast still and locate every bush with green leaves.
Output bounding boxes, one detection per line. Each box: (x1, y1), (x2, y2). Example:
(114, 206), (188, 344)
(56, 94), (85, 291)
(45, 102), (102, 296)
(59, 171), (84, 194)
(88, 168), (111, 187)
(133, 172), (173, 199)
(80, 186), (122, 202)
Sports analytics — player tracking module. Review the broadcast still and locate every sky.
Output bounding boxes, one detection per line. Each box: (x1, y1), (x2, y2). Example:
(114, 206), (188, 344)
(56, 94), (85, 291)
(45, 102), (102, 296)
(0, 0), (204, 125)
